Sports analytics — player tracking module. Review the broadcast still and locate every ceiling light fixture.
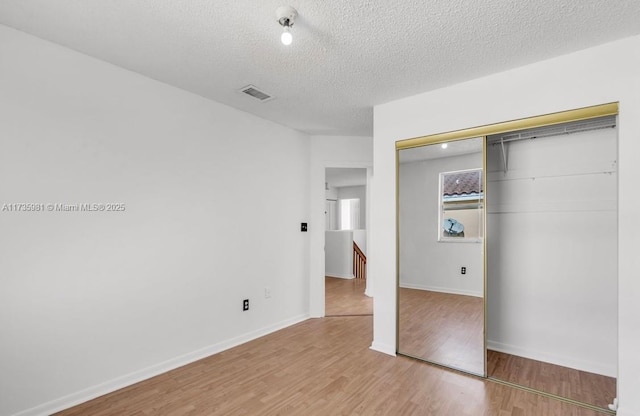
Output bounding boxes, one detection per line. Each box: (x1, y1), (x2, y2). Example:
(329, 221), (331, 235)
(276, 6), (298, 46)
(441, 143), (448, 149)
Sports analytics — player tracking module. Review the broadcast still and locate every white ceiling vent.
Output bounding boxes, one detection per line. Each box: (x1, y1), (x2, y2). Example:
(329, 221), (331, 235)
(238, 85), (274, 102)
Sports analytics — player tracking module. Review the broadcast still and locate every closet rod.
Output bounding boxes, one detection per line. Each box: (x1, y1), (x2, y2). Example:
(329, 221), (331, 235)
(487, 169), (616, 183)
(488, 119), (616, 145)
(487, 209), (617, 215)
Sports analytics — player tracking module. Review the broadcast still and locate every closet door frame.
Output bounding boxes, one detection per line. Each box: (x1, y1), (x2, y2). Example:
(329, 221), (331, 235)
(395, 102), (618, 399)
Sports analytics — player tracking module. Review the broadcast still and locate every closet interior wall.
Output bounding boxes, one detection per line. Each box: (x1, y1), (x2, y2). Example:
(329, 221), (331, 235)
(486, 124), (618, 377)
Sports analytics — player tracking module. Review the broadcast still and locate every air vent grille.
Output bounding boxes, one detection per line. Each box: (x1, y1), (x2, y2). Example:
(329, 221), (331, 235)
(238, 85), (274, 102)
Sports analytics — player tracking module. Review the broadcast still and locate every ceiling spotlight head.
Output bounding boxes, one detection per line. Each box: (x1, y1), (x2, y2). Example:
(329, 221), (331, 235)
(276, 6), (298, 45)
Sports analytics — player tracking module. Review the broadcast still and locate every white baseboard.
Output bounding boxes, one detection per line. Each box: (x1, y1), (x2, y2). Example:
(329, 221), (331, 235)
(616, 405), (639, 416)
(326, 273), (354, 279)
(370, 341), (396, 356)
(13, 314), (310, 416)
(487, 340), (616, 378)
(400, 282), (482, 298)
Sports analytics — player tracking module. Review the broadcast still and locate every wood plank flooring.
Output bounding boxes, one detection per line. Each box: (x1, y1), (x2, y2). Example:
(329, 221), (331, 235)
(398, 288), (484, 375)
(487, 350), (616, 410)
(56, 316), (606, 416)
(397, 287), (614, 410)
(325, 276), (372, 316)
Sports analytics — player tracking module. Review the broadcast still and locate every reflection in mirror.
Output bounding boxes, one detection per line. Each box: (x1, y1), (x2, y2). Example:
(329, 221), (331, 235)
(397, 137), (485, 376)
(486, 116), (618, 410)
(440, 169), (483, 241)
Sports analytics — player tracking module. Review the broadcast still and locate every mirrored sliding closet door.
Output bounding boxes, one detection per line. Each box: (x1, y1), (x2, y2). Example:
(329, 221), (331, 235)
(396, 103), (618, 412)
(397, 136), (486, 376)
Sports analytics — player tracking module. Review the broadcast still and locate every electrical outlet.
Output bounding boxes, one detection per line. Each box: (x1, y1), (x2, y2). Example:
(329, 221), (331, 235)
(265, 287), (271, 299)
(243, 299), (249, 311)
(301, 222), (308, 232)
(461, 267), (467, 275)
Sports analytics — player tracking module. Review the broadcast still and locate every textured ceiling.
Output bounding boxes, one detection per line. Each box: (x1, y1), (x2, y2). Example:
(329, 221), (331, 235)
(1, 1), (639, 136)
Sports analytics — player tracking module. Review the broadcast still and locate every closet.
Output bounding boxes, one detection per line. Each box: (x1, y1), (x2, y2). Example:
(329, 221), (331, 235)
(396, 103), (618, 411)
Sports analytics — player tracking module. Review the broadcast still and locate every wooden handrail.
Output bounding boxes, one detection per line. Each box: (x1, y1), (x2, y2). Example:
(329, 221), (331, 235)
(353, 242), (367, 280)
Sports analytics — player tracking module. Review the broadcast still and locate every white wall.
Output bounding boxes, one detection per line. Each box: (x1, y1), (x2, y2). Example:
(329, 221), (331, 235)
(399, 153), (483, 297)
(337, 185), (367, 228)
(309, 136), (373, 317)
(325, 231), (354, 279)
(325, 185), (339, 201)
(0, 25), (310, 416)
(372, 35), (640, 415)
(486, 127), (617, 376)
(353, 229), (367, 255)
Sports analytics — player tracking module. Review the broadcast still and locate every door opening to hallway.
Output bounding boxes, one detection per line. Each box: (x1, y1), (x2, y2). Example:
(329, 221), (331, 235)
(324, 167), (372, 317)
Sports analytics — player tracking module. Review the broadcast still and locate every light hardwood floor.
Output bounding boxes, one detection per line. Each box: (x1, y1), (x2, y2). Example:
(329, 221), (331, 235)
(487, 350), (616, 410)
(397, 287), (614, 411)
(398, 288), (484, 375)
(56, 316), (606, 416)
(325, 276), (372, 316)
(56, 283), (610, 416)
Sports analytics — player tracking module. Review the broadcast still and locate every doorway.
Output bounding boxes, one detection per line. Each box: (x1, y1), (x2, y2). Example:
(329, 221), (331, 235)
(324, 167), (372, 317)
